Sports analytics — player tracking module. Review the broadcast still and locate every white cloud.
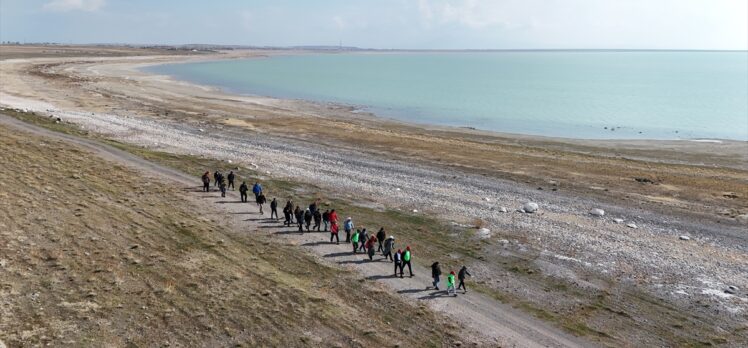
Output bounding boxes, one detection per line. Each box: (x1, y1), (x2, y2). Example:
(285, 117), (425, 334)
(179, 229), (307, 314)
(43, 0), (105, 12)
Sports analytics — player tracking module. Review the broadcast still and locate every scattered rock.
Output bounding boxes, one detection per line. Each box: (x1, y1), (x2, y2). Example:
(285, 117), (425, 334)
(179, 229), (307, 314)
(626, 223), (637, 229)
(130, 244), (139, 249)
(589, 208), (605, 217)
(498, 239), (509, 246)
(227, 160), (233, 164)
(613, 218), (624, 224)
(522, 202), (539, 213)
(679, 235), (690, 241)
(476, 228), (491, 239)
(736, 214), (748, 224)
(484, 197), (491, 202)
(395, 188), (401, 191)
(198, 128), (205, 132)
(261, 290), (271, 296)
(499, 207), (508, 213)
(722, 192), (739, 199)
(725, 286), (739, 294)
(412, 209), (418, 213)
(634, 177), (655, 184)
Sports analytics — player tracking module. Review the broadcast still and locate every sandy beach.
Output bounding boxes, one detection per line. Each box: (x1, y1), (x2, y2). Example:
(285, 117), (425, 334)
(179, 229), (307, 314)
(2, 45), (747, 346)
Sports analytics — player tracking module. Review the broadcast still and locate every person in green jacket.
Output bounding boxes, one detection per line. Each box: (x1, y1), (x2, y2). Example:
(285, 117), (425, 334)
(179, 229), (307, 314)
(402, 246), (413, 277)
(446, 270), (457, 296)
(351, 229), (360, 253)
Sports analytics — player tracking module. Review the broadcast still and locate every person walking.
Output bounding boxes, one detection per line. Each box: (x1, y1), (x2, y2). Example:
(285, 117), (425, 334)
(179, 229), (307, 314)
(351, 229), (360, 253)
(366, 235), (377, 261)
(376, 227), (386, 252)
(330, 220), (340, 244)
(219, 176), (227, 198)
(252, 182), (262, 199)
(313, 209), (322, 231)
(322, 210), (330, 231)
(283, 200), (294, 226)
(270, 198), (279, 220)
(227, 171), (235, 190)
(256, 191), (267, 215)
(213, 170), (220, 187)
(239, 181), (248, 202)
(201, 171), (211, 192)
(431, 262), (442, 290)
(329, 209), (338, 231)
(308, 200), (318, 215)
(457, 265), (472, 293)
(382, 236), (395, 262)
(402, 246), (413, 277)
(393, 249), (404, 277)
(446, 271), (457, 296)
(294, 206), (304, 233)
(343, 217), (354, 243)
(303, 209), (313, 232)
(358, 228), (368, 252)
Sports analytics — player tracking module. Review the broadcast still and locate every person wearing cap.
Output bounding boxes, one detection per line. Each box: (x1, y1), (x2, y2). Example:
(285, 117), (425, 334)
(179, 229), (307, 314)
(343, 217), (354, 243)
(431, 261), (442, 290)
(393, 249), (404, 277)
(382, 236), (395, 261)
(351, 229), (360, 253)
(457, 265), (472, 293)
(402, 246), (413, 277)
(446, 271), (457, 296)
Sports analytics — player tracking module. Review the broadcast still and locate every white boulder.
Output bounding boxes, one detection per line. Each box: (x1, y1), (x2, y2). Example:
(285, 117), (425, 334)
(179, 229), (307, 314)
(613, 218), (624, 224)
(522, 202), (539, 213)
(590, 208), (605, 217)
(626, 223), (637, 229)
(477, 228), (492, 239)
(499, 207), (508, 213)
(679, 235), (691, 241)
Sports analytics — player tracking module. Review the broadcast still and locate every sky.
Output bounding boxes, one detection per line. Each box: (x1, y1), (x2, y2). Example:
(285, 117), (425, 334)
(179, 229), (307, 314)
(1, 0), (746, 50)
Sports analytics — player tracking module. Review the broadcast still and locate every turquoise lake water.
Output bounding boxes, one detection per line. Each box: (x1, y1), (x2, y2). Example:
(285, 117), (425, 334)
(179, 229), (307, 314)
(147, 52), (748, 140)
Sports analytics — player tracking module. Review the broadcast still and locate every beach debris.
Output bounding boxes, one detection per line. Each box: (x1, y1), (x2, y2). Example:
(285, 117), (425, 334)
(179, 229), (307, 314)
(613, 218), (624, 224)
(477, 228), (491, 239)
(522, 202), (539, 213)
(499, 207), (508, 213)
(626, 223), (638, 229)
(589, 208), (605, 217)
(679, 235), (691, 241)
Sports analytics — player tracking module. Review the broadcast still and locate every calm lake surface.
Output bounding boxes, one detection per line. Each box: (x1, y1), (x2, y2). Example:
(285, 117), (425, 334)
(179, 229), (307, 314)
(147, 51), (748, 140)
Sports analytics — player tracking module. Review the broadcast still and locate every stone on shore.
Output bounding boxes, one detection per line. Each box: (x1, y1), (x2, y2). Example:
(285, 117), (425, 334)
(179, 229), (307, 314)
(613, 218), (624, 224)
(679, 235), (690, 241)
(590, 208), (605, 217)
(522, 202), (539, 213)
(499, 207), (508, 213)
(626, 223), (637, 229)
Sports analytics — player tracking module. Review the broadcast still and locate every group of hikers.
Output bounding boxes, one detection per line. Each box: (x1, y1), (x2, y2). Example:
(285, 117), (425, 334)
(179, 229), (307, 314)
(200, 171), (471, 295)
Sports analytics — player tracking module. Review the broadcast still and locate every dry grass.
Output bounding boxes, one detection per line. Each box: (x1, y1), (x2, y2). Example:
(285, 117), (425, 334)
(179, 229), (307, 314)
(0, 123), (462, 347)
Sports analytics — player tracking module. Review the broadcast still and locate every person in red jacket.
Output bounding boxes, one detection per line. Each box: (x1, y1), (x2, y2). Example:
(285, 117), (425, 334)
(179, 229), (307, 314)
(365, 235), (377, 260)
(330, 220), (340, 244)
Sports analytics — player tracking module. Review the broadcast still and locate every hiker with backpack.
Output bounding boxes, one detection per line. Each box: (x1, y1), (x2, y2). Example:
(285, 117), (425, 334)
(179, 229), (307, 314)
(227, 171), (235, 190)
(283, 200), (294, 226)
(304, 209), (313, 231)
(358, 228), (368, 253)
(256, 191), (267, 214)
(343, 217), (353, 243)
(382, 236), (395, 262)
(322, 210), (330, 231)
(239, 181), (248, 202)
(270, 198), (279, 220)
(431, 261), (442, 290)
(201, 171), (211, 192)
(458, 265), (472, 293)
(402, 246), (413, 277)
(393, 249), (404, 277)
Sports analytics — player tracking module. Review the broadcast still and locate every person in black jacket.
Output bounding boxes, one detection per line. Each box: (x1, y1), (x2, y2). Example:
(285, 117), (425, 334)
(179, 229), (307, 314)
(322, 210), (330, 231)
(294, 206), (304, 233)
(431, 262), (442, 290)
(283, 200), (293, 226)
(256, 192), (267, 215)
(312, 209), (322, 231)
(376, 227), (386, 252)
(304, 209), (313, 232)
(457, 265), (472, 293)
(227, 171), (235, 190)
(201, 171), (211, 192)
(270, 198), (279, 220)
(239, 181), (248, 202)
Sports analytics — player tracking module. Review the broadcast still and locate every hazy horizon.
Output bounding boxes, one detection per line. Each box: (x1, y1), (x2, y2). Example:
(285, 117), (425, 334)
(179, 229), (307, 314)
(1, 0), (746, 50)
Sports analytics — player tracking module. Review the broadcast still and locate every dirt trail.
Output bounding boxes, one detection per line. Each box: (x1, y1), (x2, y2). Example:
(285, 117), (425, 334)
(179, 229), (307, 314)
(0, 113), (594, 347)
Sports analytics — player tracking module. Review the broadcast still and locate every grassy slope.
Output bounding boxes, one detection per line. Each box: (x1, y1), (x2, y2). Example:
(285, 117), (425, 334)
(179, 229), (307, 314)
(4, 109), (744, 347)
(0, 121), (464, 347)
